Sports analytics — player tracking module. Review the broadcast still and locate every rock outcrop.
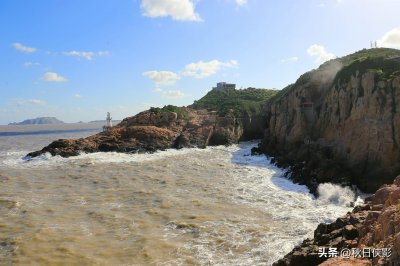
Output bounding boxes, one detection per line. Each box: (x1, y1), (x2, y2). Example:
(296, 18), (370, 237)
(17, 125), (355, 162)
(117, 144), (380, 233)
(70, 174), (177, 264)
(26, 108), (253, 158)
(258, 49), (400, 192)
(274, 176), (400, 266)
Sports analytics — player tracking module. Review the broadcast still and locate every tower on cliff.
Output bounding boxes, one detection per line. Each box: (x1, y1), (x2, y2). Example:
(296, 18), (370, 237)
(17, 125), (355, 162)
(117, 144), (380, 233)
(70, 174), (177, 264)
(103, 112), (113, 132)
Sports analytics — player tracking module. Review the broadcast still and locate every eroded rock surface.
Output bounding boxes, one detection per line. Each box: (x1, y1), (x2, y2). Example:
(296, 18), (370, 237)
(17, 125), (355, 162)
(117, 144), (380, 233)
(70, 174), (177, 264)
(259, 54), (400, 192)
(26, 108), (249, 158)
(274, 176), (400, 266)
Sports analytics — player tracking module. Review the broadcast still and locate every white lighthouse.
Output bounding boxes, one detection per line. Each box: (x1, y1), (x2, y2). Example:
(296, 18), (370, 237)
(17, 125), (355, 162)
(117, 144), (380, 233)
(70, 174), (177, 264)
(103, 112), (113, 132)
(106, 112), (112, 127)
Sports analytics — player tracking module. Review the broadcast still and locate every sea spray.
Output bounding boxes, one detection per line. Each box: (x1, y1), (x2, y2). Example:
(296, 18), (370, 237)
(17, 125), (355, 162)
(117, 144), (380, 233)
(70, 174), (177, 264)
(317, 183), (356, 207)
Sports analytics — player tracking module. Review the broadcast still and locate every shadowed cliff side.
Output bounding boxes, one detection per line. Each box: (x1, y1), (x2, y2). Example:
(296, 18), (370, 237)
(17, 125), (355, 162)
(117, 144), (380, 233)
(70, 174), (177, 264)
(257, 48), (400, 193)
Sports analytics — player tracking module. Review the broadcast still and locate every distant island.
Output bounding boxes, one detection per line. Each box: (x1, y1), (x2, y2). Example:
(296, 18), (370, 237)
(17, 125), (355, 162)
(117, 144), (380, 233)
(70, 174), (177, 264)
(9, 117), (64, 125)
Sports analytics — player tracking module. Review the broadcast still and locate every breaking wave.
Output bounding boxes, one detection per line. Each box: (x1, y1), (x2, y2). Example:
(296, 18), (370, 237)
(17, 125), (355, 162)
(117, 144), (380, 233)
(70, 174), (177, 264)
(317, 183), (356, 207)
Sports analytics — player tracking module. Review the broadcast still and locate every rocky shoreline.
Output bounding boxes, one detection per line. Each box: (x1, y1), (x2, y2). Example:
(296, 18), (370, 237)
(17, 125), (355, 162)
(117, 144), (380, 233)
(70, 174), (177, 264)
(251, 143), (353, 197)
(26, 108), (260, 158)
(273, 176), (400, 266)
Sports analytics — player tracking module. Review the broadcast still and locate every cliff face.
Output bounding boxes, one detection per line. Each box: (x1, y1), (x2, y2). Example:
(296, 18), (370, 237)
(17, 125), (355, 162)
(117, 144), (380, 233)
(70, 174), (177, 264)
(260, 49), (400, 192)
(26, 108), (256, 158)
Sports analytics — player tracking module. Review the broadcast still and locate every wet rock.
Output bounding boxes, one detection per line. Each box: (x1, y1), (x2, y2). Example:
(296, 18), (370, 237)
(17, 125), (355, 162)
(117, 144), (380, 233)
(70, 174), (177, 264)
(343, 224), (358, 240)
(275, 177), (400, 266)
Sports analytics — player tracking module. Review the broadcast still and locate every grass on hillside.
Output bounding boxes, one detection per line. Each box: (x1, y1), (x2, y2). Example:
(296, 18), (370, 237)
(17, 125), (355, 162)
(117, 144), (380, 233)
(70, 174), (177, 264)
(191, 87), (278, 116)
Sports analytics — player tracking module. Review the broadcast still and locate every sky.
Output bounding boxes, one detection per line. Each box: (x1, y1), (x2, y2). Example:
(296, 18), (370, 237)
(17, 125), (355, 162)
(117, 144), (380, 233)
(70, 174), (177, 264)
(0, 0), (400, 124)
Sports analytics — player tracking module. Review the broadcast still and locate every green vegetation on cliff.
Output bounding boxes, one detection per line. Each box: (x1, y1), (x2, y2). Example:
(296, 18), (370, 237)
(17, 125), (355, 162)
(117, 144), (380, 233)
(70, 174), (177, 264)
(335, 48), (400, 82)
(191, 87), (278, 116)
(267, 48), (400, 106)
(149, 105), (188, 118)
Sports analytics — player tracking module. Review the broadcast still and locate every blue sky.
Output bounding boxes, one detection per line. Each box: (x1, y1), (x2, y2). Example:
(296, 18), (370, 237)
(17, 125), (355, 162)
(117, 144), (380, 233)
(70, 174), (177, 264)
(1, 0), (400, 124)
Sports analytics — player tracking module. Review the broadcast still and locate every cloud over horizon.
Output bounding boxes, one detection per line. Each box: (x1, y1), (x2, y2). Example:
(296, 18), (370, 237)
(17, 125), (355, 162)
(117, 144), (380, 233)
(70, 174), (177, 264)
(140, 0), (202, 21)
(307, 44), (335, 63)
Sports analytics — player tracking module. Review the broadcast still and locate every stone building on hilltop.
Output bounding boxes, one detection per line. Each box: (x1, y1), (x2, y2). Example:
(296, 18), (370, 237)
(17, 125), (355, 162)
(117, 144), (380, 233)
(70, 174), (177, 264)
(213, 82), (236, 92)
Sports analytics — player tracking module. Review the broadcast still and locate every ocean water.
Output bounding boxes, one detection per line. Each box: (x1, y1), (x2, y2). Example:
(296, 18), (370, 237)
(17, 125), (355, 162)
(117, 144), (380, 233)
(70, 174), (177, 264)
(0, 124), (359, 265)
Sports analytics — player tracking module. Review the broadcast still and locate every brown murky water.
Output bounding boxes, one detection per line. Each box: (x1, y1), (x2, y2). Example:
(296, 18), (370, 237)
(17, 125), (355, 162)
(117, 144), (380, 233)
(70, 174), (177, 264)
(0, 124), (357, 265)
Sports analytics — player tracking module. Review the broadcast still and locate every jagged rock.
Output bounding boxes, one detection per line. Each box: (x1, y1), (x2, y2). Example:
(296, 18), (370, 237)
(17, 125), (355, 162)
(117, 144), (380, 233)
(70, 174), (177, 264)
(26, 108), (258, 158)
(343, 225), (358, 240)
(274, 177), (400, 265)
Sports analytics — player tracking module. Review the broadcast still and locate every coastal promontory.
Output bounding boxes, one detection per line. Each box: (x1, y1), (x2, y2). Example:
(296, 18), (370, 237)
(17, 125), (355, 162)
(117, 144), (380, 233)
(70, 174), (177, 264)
(26, 86), (277, 158)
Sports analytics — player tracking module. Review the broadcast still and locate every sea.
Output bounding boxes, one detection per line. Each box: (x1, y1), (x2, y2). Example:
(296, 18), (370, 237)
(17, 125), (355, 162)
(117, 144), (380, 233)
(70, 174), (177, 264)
(0, 123), (361, 265)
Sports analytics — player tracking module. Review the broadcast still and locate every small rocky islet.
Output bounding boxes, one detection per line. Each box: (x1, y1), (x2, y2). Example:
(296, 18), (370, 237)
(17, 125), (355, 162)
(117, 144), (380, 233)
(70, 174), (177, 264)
(27, 48), (400, 265)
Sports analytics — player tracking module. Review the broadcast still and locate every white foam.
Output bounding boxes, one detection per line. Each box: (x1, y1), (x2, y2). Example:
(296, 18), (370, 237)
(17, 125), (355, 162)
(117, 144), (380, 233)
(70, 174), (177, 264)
(160, 142), (359, 265)
(317, 183), (356, 207)
(1, 147), (209, 169)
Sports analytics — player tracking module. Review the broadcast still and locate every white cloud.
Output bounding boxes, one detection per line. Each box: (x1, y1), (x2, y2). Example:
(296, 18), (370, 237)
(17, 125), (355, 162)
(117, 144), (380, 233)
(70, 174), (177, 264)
(74, 94), (82, 99)
(42, 72), (67, 82)
(182, 59), (238, 79)
(154, 88), (185, 99)
(63, 50), (111, 60)
(281, 56), (299, 63)
(236, 0), (248, 6)
(307, 44), (335, 64)
(97, 51), (110, 56)
(143, 70), (180, 85)
(23, 62), (40, 67)
(16, 99), (46, 106)
(161, 90), (185, 99)
(378, 28), (400, 49)
(13, 42), (37, 53)
(140, 0), (202, 21)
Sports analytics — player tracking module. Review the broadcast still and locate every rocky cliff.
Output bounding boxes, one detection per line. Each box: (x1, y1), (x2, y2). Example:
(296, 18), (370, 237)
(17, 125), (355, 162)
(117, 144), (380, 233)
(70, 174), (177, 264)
(26, 108), (256, 158)
(274, 175), (400, 266)
(258, 48), (400, 193)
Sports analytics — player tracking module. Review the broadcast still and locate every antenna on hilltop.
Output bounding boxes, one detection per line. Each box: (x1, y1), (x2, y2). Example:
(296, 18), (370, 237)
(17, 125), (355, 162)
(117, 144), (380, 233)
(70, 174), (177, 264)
(370, 41), (378, 49)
